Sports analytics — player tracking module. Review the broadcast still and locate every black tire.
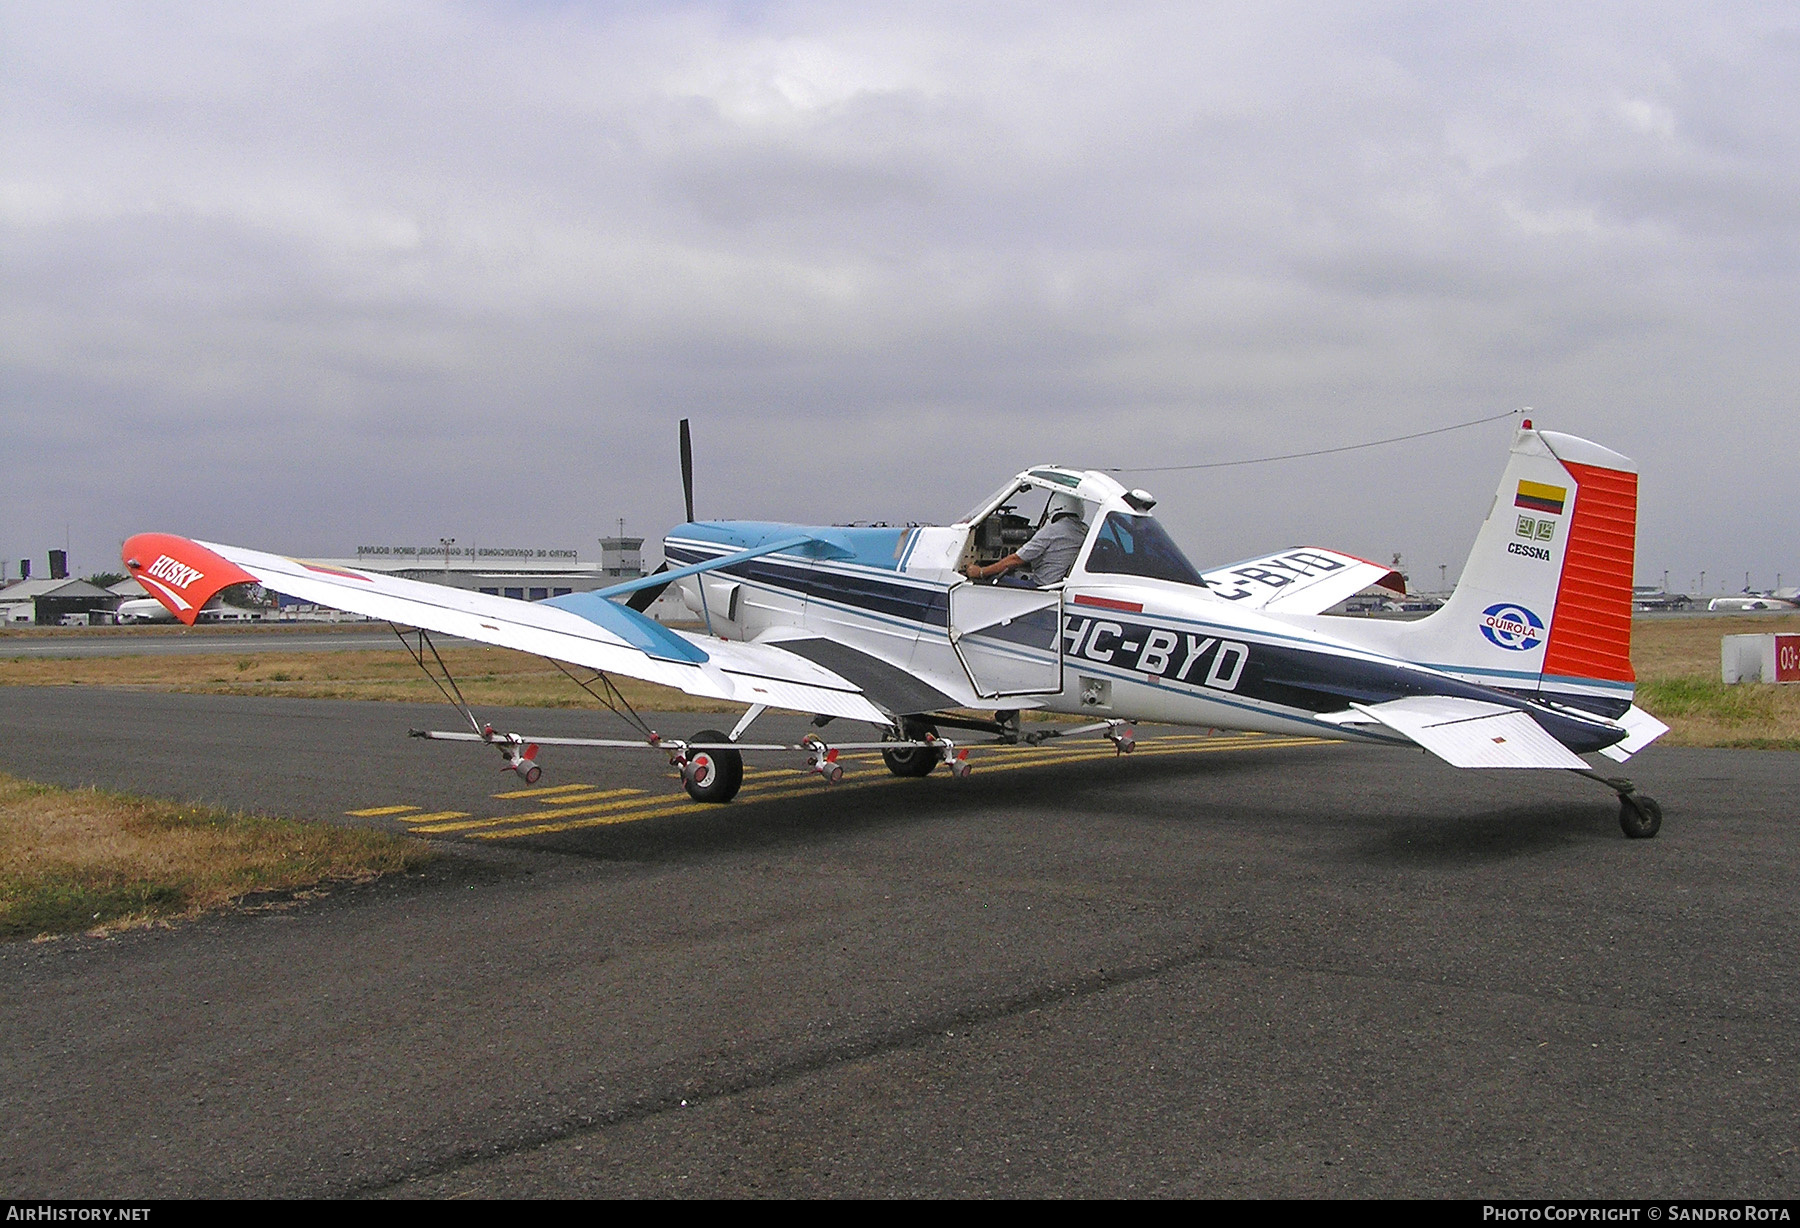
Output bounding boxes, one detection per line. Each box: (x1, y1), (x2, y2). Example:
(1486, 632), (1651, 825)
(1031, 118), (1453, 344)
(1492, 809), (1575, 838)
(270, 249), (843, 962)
(1619, 793), (1662, 839)
(882, 719), (939, 778)
(683, 729), (743, 803)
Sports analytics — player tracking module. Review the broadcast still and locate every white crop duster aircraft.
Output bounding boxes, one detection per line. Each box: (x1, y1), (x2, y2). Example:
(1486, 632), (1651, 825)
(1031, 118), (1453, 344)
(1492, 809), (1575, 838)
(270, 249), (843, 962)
(123, 419), (1671, 838)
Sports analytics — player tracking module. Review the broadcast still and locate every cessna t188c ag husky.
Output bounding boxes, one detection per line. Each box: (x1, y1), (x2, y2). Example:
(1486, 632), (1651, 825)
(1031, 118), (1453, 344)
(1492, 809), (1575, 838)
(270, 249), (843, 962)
(123, 419), (1671, 838)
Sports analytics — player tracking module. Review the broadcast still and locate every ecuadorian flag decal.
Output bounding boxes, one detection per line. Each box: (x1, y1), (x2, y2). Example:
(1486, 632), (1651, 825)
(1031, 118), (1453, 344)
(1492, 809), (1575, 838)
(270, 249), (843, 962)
(1514, 480), (1567, 516)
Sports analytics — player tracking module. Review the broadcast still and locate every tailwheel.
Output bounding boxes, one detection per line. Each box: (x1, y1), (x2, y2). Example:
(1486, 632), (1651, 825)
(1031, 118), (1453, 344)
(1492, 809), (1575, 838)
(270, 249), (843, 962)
(682, 729), (743, 803)
(1618, 793), (1663, 839)
(882, 719), (939, 778)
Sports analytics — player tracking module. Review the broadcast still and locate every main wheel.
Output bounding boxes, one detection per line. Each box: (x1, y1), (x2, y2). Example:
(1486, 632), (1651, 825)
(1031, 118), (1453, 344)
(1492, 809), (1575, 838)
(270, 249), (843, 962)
(683, 729), (743, 803)
(882, 719), (939, 778)
(1619, 793), (1662, 839)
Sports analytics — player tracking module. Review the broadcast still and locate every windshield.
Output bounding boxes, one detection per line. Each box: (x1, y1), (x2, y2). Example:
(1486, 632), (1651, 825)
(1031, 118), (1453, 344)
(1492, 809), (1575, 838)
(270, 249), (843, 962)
(1083, 513), (1206, 586)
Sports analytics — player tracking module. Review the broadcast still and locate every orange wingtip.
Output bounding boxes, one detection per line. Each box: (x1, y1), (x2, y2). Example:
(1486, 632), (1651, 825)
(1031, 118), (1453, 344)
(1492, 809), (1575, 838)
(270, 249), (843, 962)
(121, 534), (258, 626)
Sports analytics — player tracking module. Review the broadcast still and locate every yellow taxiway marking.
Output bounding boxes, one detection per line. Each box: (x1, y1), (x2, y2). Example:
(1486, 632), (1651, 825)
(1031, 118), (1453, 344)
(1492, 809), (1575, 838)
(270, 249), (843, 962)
(491, 782), (597, 799)
(455, 771), (859, 837)
(412, 792), (653, 833)
(463, 735), (1334, 840)
(908, 738), (1312, 779)
(369, 733), (1337, 839)
(472, 782), (841, 838)
(532, 788), (644, 806)
(409, 779), (814, 834)
(936, 734), (1286, 773)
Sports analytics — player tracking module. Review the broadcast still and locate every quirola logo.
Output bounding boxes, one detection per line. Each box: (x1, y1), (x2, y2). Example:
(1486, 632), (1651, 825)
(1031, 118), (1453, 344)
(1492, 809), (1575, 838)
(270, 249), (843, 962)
(1480, 603), (1545, 651)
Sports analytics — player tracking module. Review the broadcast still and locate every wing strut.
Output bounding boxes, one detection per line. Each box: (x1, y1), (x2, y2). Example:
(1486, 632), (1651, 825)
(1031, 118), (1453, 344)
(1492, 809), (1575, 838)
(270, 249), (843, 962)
(391, 623), (581, 783)
(391, 625), (483, 738)
(545, 657), (659, 741)
(390, 621), (662, 746)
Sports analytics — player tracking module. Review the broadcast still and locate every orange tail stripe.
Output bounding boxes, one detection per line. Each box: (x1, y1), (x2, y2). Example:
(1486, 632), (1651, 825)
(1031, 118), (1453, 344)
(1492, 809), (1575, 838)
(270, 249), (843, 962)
(1542, 462), (1637, 684)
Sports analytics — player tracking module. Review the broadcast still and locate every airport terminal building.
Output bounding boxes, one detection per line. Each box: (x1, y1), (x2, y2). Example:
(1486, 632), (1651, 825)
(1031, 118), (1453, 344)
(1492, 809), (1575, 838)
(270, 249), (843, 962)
(291, 537), (649, 604)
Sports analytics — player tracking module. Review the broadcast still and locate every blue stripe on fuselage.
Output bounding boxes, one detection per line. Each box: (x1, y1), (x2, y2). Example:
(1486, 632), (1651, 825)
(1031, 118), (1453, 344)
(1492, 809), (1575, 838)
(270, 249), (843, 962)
(666, 542), (950, 628)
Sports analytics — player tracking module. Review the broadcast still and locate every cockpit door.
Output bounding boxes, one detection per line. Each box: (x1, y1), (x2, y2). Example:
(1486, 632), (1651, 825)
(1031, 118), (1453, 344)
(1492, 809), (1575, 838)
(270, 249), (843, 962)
(948, 583), (1064, 697)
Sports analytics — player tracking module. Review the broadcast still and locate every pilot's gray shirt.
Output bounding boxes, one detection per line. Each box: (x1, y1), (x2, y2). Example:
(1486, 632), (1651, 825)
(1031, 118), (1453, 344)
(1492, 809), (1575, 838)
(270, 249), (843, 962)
(1016, 515), (1088, 585)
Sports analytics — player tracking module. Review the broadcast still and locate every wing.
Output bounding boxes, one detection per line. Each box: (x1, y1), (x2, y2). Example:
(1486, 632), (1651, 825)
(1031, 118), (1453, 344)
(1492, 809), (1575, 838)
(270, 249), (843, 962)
(122, 533), (890, 725)
(1202, 547), (1405, 615)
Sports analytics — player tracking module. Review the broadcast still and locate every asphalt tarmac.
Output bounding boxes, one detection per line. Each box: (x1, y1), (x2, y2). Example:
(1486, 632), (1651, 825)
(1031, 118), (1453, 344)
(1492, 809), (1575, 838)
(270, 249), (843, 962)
(0, 626), (416, 657)
(1, 685), (1796, 1198)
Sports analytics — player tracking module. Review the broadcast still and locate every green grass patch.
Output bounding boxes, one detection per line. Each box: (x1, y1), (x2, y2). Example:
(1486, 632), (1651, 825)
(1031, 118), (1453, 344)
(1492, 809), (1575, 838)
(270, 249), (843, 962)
(1635, 676), (1777, 725)
(1633, 674), (1800, 748)
(5, 878), (188, 939)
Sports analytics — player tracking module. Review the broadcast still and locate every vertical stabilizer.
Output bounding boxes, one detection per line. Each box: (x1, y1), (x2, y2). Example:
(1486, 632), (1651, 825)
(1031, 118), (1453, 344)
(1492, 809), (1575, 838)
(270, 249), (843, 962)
(1536, 445), (1638, 695)
(1383, 424), (1639, 717)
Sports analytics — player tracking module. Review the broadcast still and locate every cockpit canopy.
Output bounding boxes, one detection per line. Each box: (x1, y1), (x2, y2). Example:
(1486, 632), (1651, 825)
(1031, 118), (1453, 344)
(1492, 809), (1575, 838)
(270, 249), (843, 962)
(1084, 512), (1206, 585)
(960, 467), (1206, 587)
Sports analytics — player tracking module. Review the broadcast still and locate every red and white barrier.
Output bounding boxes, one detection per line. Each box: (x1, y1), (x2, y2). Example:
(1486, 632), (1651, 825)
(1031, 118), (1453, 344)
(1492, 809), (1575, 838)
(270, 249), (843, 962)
(1721, 633), (1800, 684)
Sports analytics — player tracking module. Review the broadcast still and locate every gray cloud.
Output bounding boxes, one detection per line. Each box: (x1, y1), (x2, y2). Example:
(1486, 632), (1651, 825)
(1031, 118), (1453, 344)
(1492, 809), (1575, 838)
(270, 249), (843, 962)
(3, 1), (1796, 595)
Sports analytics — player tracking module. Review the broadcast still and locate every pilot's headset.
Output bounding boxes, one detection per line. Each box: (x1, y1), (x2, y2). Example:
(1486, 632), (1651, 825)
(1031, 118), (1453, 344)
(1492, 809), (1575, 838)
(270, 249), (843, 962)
(1046, 492), (1087, 524)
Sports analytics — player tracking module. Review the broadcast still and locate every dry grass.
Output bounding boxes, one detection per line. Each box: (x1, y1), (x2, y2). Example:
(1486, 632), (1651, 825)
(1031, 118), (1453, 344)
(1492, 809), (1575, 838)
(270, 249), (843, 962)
(1631, 614), (1800, 750)
(0, 644), (721, 712)
(1631, 613), (1800, 675)
(0, 773), (432, 940)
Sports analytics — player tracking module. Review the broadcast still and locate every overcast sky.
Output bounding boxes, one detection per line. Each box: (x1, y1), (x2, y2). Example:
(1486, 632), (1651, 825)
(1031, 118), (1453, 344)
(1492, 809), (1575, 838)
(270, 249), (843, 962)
(4, 1), (1796, 594)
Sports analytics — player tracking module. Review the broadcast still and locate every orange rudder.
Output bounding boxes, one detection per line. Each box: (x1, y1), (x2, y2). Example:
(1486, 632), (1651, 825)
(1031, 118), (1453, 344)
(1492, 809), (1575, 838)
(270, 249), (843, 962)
(1540, 462), (1637, 687)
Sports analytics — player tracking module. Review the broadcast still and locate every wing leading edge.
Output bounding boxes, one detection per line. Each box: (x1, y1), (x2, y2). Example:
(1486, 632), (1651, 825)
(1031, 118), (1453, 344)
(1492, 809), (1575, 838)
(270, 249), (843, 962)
(121, 533), (890, 725)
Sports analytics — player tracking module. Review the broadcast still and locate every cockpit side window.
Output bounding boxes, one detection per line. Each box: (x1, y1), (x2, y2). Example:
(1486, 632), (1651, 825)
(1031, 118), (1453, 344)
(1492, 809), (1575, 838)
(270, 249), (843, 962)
(1083, 513), (1206, 585)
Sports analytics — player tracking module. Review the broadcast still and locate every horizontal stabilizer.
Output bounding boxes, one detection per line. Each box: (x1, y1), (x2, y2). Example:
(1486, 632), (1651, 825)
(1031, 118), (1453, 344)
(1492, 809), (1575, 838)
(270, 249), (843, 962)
(1343, 695), (1590, 769)
(1597, 704), (1670, 763)
(1202, 548), (1405, 615)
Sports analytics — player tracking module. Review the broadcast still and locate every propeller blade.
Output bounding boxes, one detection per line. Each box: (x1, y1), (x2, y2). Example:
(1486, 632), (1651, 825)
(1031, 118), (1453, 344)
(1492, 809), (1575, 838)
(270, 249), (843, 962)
(679, 418), (695, 524)
(625, 419), (692, 612)
(624, 562), (672, 612)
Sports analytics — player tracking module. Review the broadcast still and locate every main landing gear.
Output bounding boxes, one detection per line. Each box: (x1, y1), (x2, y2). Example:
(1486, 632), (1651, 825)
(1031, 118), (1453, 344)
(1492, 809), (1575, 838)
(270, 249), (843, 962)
(882, 718), (940, 778)
(678, 729), (744, 803)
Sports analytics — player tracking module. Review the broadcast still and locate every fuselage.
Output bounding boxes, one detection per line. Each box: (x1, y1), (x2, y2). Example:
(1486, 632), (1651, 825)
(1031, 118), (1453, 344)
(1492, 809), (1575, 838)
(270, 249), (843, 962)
(116, 597), (178, 623)
(658, 467), (1627, 755)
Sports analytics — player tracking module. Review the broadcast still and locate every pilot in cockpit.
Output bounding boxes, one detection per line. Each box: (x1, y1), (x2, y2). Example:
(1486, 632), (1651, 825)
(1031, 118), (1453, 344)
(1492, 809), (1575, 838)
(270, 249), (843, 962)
(962, 492), (1089, 587)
